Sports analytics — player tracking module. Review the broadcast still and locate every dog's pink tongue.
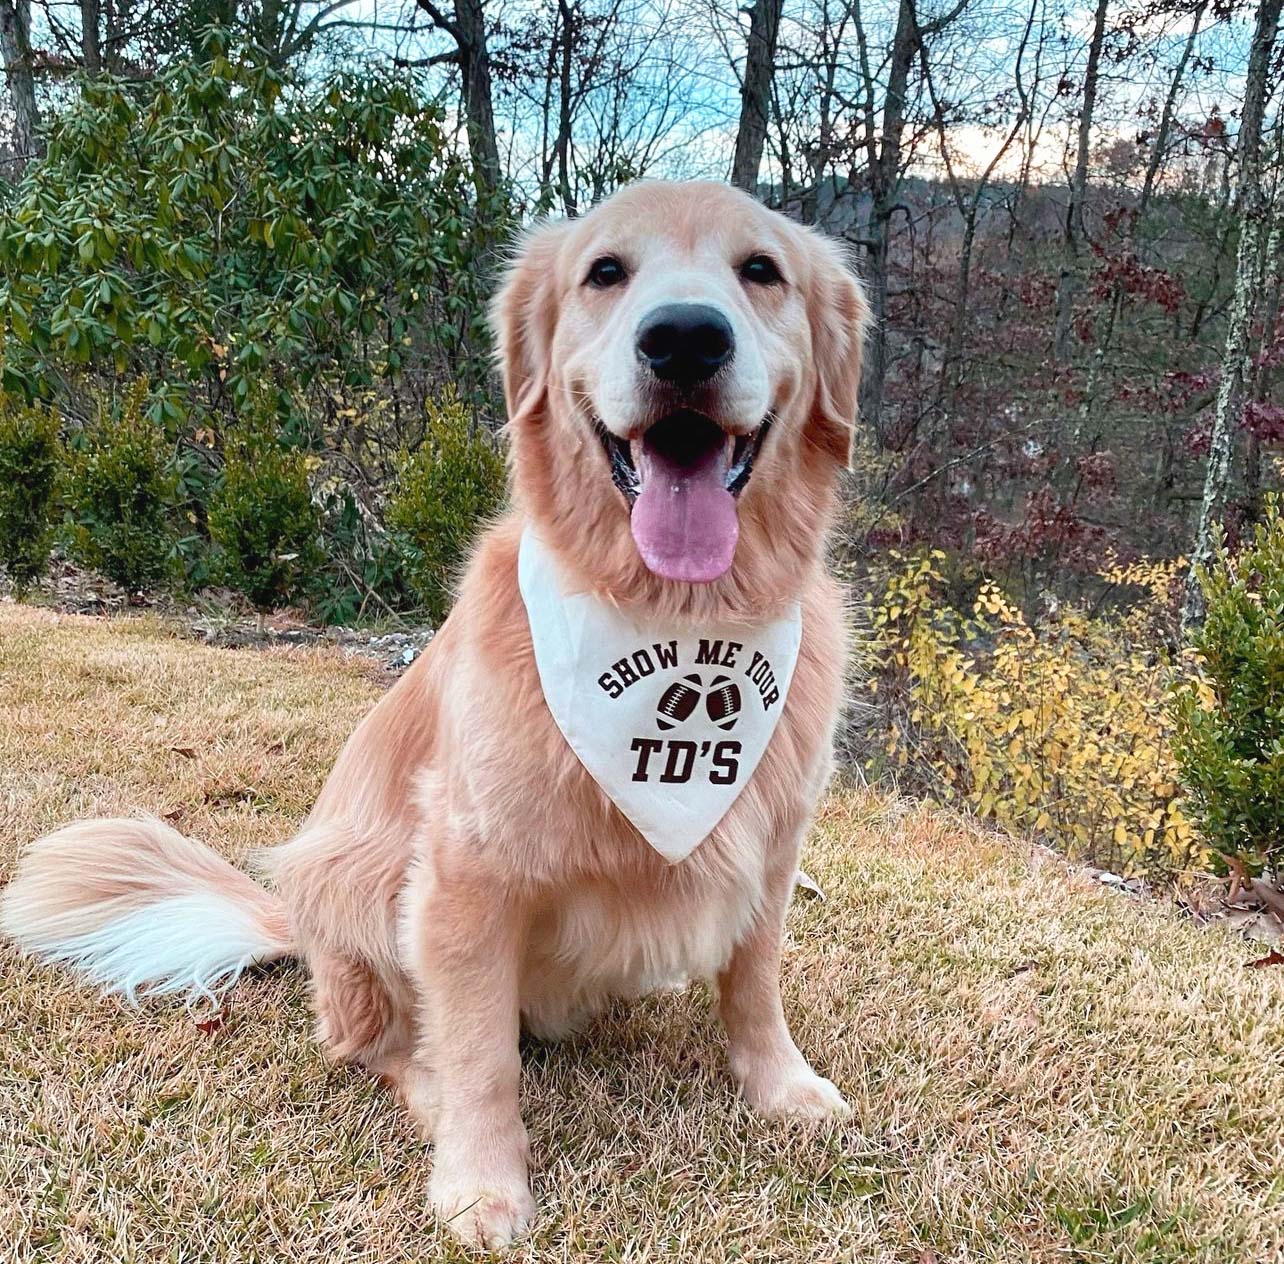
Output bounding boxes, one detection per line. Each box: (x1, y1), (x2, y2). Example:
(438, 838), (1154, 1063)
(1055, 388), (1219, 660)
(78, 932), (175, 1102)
(631, 442), (738, 583)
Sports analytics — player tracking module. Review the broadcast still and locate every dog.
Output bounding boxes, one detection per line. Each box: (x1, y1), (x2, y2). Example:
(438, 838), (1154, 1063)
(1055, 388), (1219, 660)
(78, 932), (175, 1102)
(2, 180), (869, 1249)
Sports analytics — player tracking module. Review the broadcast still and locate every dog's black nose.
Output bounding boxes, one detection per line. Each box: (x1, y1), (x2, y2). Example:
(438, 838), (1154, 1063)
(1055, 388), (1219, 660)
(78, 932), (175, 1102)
(636, 303), (734, 387)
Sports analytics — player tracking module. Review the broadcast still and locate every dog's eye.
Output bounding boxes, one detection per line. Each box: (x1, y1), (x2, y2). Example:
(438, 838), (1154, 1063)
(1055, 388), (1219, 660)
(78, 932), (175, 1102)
(740, 255), (783, 286)
(586, 256), (628, 289)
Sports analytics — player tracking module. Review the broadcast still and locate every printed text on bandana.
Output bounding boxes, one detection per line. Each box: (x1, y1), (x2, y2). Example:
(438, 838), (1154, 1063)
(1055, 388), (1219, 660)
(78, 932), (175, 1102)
(518, 528), (802, 863)
(594, 639), (785, 787)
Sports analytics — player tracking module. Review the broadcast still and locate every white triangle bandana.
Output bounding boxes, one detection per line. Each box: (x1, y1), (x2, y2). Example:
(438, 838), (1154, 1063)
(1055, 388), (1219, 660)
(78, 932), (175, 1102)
(518, 528), (802, 863)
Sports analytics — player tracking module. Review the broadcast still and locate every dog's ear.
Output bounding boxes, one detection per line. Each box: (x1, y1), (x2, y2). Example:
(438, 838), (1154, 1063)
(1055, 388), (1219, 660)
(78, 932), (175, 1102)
(806, 235), (870, 468)
(491, 220), (573, 428)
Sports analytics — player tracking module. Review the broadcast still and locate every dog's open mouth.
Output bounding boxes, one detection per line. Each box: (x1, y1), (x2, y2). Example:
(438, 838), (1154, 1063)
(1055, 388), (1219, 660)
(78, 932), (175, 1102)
(595, 410), (771, 584)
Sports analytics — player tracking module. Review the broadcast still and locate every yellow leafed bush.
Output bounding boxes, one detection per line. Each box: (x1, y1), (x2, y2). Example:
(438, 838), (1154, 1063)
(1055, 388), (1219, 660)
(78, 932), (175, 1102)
(866, 552), (1207, 877)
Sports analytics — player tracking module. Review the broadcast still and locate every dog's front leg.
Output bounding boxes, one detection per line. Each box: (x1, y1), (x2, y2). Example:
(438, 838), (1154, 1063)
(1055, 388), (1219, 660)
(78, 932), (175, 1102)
(408, 868), (535, 1249)
(718, 842), (851, 1121)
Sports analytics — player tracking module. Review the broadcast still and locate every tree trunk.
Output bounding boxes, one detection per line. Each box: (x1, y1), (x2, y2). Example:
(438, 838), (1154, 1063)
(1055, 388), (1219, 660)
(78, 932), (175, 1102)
(80, 0), (102, 72)
(858, 0), (918, 437)
(1245, 158), (1284, 521)
(925, 0), (1037, 409)
(1182, 0), (1283, 629)
(416, 0), (501, 192)
(0, 0), (39, 172)
(1139, 0), (1207, 213)
(940, 214), (979, 406)
(801, 5), (845, 228)
(555, 0), (576, 215)
(1053, 0), (1108, 363)
(730, 0), (782, 193)
(454, 0), (500, 191)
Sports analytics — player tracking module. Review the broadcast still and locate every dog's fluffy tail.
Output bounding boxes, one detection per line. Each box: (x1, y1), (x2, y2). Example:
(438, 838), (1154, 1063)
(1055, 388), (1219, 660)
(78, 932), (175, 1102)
(0, 816), (294, 1003)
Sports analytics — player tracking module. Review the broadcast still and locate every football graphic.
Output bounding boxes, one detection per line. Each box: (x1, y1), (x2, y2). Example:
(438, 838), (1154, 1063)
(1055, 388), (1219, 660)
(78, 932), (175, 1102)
(656, 674), (703, 730)
(705, 675), (742, 730)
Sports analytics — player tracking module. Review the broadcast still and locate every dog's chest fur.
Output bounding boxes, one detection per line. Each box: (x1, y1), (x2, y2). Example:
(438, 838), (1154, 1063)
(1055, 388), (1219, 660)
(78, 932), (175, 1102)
(518, 847), (764, 1038)
(424, 572), (843, 1037)
(422, 691), (794, 1035)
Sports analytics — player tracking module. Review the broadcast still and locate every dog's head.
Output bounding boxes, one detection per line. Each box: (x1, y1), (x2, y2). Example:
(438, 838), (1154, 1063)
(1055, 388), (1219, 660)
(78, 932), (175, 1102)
(494, 181), (868, 612)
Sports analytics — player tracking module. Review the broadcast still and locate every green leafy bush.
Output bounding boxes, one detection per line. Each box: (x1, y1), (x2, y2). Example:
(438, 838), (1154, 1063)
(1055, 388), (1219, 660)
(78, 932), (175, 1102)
(0, 397), (60, 594)
(0, 34), (515, 624)
(1171, 497), (1284, 878)
(62, 392), (177, 591)
(208, 435), (322, 613)
(387, 394), (506, 624)
(309, 486), (409, 626)
(0, 36), (506, 439)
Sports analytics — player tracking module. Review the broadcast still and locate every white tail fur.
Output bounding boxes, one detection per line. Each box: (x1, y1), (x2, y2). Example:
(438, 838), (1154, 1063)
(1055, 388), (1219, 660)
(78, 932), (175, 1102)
(1, 816), (294, 1004)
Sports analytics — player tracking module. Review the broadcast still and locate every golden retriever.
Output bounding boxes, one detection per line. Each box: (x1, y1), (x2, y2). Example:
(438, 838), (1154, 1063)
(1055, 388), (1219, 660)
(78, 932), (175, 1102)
(2, 180), (868, 1248)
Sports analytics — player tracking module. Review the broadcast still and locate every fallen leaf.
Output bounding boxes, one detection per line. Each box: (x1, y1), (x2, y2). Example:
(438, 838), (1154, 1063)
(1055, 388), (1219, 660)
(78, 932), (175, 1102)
(1248, 951), (1284, 969)
(794, 869), (825, 900)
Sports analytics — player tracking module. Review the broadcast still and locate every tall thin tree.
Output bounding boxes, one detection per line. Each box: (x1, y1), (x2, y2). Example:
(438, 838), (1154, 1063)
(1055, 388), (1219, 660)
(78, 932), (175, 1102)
(731, 0), (782, 192)
(1182, 0), (1283, 628)
(858, 0), (969, 436)
(414, 0), (502, 192)
(1053, 0), (1109, 363)
(0, 0), (40, 171)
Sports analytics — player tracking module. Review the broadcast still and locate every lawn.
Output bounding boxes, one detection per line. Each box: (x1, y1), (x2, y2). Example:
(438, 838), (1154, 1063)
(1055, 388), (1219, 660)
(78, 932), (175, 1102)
(2, 602), (1283, 1264)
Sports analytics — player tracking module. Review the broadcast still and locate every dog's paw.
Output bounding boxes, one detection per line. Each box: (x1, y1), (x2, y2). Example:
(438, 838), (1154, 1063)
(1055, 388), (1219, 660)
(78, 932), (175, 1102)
(745, 1068), (852, 1122)
(430, 1173), (536, 1250)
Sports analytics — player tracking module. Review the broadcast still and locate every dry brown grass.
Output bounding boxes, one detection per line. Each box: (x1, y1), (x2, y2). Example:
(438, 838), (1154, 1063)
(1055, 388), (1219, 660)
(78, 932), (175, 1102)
(2, 601), (1284, 1264)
